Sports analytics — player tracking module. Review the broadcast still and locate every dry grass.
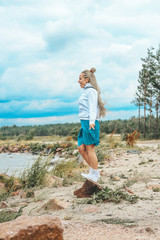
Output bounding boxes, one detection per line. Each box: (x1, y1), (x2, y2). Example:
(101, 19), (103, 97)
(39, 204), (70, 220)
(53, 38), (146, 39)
(51, 159), (86, 185)
(0, 135), (73, 146)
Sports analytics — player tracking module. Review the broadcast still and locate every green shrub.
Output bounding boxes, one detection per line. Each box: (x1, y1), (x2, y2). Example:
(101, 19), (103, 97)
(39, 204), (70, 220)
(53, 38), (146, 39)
(0, 175), (14, 191)
(98, 218), (136, 227)
(86, 186), (139, 204)
(17, 134), (25, 141)
(24, 133), (34, 140)
(20, 155), (51, 189)
(50, 143), (60, 153)
(0, 191), (9, 201)
(29, 143), (47, 154)
(153, 188), (160, 192)
(0, 205), (27, 223)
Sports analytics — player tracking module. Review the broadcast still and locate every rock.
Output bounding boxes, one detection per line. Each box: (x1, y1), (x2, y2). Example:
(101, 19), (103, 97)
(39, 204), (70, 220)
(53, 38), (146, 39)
(147, 184), (160, 190)
(45, 174), (64, 187)
(73, 149), (78, 155)
(56, 148), (63, 152)
(10, 190), (21, 197)
(8, 146), (13, 152)
(82, 206), (99, 213)
(26, 190), (35, 198)
(145, 227), (155, 234)
(110, 174), (121, 181)
(12, 147), (19, 152)
(41, 199), (69, 211)
(138, 229), (144, 233)
(60, 143), (69, 148)
(124, 187), (134, 194)
(4, 149), (9, 153)
(24, 145), (30, 149)
(24, 150), (29, 153)
(12, 182), (22, 192)
(112, 176), (121, 181)
(60, 142), (72, 148)
(0, 216), (64, 240)
(126, 150), (141, 154)
(100, 170), (106, 176)
(0, 201), (8, 208)
(74, 180), (103, 198)
(20, 191), (27, 198)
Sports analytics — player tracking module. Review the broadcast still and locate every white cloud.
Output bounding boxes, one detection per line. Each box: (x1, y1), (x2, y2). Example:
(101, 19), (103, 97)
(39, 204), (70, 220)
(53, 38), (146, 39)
(0, 114), (79, 127)
(0, 0), (159, 125)
(0, 108), (140, 127)
(105, 109), (139, 120)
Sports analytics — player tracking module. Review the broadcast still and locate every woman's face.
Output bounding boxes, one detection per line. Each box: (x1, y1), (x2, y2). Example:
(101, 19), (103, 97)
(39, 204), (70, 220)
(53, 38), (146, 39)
(78, 73), (89, 88)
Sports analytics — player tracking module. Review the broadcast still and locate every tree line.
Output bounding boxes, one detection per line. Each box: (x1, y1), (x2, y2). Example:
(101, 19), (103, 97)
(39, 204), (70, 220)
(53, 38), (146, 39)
(132, 46), (160, 139)
(0, 115), (159, 141)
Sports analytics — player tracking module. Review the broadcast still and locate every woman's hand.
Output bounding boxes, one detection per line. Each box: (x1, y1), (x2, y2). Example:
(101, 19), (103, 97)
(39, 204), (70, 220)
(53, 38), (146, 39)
(89, 123), (95, 130)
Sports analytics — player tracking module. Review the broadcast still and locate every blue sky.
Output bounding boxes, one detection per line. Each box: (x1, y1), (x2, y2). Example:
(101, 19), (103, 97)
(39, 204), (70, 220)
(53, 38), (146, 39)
(0, 0), (160, 126)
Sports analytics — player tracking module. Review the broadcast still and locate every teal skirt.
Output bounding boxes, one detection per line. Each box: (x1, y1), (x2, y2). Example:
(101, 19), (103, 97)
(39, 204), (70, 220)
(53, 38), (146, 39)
(78, 120), (100, 147)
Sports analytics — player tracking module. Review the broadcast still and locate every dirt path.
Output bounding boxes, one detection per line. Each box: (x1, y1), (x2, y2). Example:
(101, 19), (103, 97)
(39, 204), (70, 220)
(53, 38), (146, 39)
(63, 220), (159, 240)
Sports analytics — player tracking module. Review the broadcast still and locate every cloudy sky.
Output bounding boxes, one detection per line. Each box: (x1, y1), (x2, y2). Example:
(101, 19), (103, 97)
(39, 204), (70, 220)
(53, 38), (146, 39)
(0, 0), (160, 126)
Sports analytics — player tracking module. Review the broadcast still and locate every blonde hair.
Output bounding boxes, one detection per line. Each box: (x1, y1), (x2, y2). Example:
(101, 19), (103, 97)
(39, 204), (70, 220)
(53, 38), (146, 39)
(82, 67), (107, 118)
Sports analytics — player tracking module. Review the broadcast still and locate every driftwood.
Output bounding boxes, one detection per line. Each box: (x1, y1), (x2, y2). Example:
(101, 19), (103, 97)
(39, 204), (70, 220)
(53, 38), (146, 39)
(126, 130), (141, 146)
(74, 180), (103, 198)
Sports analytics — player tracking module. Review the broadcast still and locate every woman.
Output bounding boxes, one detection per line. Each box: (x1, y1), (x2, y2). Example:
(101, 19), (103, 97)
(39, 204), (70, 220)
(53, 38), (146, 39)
(78, 67), (106, 182)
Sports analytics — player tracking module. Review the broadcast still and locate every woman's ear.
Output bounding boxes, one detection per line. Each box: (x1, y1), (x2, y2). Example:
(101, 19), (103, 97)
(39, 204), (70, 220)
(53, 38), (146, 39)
(86, 78), (90, 83)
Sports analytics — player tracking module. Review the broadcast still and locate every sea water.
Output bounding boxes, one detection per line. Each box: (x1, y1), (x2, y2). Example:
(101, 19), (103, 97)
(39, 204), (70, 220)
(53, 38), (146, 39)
(0, 153), (38, 176)
(0, 153), (65, 176)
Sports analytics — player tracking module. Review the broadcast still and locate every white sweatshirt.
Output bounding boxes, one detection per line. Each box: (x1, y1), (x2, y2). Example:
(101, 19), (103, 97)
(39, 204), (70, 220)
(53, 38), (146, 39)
(79, 83), (99, 124)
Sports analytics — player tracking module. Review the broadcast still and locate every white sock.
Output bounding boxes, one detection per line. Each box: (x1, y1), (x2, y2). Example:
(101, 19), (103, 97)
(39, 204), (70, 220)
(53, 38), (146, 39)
(92, 169), (100, 175)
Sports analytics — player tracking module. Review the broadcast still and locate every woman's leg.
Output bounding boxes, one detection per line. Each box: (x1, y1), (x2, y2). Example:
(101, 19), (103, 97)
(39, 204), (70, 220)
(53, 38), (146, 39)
(78, 144), (91, 166)
(86, 144), (98, 169)
(79, 143), (100, 182)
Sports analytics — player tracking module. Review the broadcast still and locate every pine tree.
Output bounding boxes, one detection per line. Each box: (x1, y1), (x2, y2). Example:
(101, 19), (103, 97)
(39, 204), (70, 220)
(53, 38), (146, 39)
(137, 66), (149, 138)
(152, 46), (160, 138)
(131, 92), (143, 131)
(146, 47), (156, 136)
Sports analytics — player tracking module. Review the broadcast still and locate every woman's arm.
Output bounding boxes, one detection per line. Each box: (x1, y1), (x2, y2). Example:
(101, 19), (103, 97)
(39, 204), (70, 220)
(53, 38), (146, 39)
(87, 89), (98, 129)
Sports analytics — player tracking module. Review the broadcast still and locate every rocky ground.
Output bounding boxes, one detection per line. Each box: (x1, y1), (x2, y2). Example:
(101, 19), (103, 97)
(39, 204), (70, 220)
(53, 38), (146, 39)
(0, 139), (160, 240)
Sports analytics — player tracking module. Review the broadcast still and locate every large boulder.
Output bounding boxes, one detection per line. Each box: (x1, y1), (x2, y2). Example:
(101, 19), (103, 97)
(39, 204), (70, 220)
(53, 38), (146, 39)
(41, 198), (69, 211)
(74, 179), (103, 198)
(0, 216), (63, 240)
(44, 174), (64, 187)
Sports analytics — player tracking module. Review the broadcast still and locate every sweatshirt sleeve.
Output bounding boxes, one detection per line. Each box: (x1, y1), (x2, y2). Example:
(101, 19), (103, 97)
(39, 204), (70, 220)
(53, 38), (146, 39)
(87, 89), (98, 125)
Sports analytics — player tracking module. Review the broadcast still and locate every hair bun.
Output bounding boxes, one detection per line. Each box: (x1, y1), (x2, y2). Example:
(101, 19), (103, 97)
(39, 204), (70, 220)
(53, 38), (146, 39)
(90, 67), (96, 74)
